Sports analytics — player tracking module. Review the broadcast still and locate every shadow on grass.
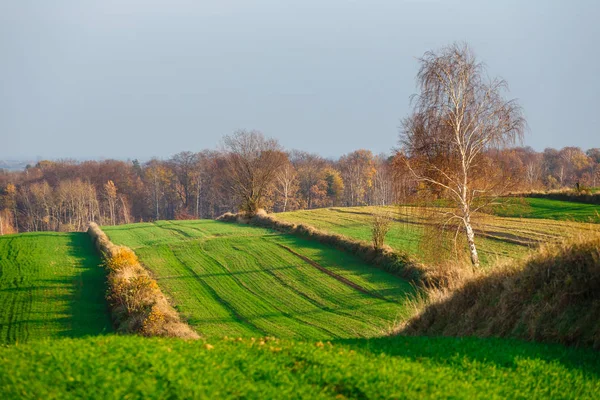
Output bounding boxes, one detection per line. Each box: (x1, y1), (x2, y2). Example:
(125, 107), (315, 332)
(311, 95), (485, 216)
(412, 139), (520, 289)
(63, 233), (113, 337)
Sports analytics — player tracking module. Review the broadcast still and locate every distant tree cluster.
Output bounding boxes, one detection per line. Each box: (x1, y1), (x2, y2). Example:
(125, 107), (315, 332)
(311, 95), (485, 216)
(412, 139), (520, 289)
(0, 135), (398, 234)
(1, 138), (595, 236)
(0, 137), (596, 236)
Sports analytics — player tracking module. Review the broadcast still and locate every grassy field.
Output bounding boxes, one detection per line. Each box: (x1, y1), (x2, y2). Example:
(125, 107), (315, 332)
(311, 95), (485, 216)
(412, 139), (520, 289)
(491, 197), (600, 222)
(0, 232), (112, 344)
(276, 205), (599, 265)
(1, 220), (598, 398)
(1, 335), (598, 399)
(103, 220), (413, 339)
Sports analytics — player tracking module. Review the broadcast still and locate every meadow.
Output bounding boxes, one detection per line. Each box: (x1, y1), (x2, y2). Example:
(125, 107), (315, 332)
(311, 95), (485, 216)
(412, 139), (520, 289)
(0, 232), (112, 344)
(491, 197), (600, 222)
(103, 220), (414, 339)
(276, 204), (599, 265)
(1, 335), (598, 399)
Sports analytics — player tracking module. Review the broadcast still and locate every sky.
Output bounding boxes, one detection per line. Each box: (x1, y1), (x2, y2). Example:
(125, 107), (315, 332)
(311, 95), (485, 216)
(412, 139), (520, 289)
(1, 0), (599, 160)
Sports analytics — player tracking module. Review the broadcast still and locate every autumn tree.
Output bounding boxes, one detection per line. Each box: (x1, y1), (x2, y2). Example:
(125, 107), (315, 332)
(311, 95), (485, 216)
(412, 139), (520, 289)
(400, 43), (525, 267)
(274, 161), (299, 212)
(323, 168), (344, 206)
(170, 151), (201, 214)
(223, 130), (287, 216)
(339, 150), (375, 206)
(291, 151), (328, 209)
(104, 180), (118, 225)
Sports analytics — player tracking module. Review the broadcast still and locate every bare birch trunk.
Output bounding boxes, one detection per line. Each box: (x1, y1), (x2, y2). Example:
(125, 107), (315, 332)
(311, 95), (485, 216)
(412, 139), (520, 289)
(463, 215), (480, 267)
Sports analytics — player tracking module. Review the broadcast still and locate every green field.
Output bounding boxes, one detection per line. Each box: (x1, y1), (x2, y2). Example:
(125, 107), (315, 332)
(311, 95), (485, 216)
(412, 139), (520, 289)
(103, 220), (413, 339)
(0, 218), (599, 398)
(0, 232), (112, 344)
(2, 335), (599, 399)
(491, 197), (600, 222)
(276, 205), (599, 265)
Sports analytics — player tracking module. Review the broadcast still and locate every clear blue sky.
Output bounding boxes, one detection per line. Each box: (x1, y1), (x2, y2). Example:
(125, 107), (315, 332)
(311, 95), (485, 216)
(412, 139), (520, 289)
(1, 0), (598, 160)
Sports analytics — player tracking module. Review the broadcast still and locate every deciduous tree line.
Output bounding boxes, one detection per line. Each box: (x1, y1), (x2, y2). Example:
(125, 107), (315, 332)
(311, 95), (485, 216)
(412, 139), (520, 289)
(1, 141), (596, 235)
(0, 142), (401, 233)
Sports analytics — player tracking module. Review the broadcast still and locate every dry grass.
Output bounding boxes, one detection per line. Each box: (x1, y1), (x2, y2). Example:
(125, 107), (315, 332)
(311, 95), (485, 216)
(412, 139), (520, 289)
(398, 234), (600, 349)
(87, 222), (199, 339)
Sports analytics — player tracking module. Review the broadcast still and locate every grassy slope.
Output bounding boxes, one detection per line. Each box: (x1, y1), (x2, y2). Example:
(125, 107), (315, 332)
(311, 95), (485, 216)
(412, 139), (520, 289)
(104, 220), (413, 339)
(276, 206), (598, 265)
(401, 235), (600, 349)
(0, 232), (112, 344)
(1, 335), (598, 399)
(491, 197), (600, 223)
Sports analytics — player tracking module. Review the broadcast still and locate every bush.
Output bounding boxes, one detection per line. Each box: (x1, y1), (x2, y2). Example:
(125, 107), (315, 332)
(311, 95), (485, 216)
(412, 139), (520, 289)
(371, 212), (392, 250)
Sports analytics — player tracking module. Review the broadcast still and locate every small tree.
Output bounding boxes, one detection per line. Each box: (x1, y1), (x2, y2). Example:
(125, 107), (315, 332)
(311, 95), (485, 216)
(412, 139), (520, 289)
(104, 180), (118, 226)
(371, 212), (392, 249)
(400, 43), (525, 267)
(223, 130), (287, 216)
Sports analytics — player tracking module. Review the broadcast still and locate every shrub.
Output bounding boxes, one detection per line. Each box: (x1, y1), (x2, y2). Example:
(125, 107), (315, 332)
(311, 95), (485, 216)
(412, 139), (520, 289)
(371, 212), (392, 249)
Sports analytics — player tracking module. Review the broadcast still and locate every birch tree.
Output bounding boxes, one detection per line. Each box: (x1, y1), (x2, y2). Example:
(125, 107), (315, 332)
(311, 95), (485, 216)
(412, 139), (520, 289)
(275, 162), (298, 212)
(400, 43), (525, 267)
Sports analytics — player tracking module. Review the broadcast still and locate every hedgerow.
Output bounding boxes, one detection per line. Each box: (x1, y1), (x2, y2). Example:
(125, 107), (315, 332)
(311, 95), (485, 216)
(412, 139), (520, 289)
(87, 222), (198, 339)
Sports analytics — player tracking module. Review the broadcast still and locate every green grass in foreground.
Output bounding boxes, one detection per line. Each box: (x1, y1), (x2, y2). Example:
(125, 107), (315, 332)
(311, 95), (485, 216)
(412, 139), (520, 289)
(0, 232), (112, 344)
(104, 220), (413, 339)
(491, 197), (600, 223)
(1, 335), (598, 399)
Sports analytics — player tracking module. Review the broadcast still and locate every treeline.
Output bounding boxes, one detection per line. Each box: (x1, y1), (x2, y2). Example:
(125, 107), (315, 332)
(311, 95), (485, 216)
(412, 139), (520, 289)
(0, 148), (400, 233)
(0, 143), (598, 234)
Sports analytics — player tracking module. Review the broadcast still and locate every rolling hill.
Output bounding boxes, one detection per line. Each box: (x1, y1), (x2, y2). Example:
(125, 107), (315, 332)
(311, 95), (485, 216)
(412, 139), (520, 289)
(0, 212), (599, 398)
(276, 205), (599, 265)
(103, 220), (414, 339)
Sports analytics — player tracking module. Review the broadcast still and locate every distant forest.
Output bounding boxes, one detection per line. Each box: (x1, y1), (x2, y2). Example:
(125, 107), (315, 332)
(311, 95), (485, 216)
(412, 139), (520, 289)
(0, 143), (598, 234)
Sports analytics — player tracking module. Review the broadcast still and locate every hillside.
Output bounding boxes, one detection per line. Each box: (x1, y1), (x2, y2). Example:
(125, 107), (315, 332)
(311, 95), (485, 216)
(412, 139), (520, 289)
(103, 220), (414, 339)
(0, 232), (112, 344)
(401, 235), (600, 349)
(276, 205), (598, 265)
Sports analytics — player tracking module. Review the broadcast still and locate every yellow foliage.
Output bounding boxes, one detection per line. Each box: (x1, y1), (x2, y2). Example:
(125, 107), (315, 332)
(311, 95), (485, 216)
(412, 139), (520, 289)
(105, 247), (139, 271)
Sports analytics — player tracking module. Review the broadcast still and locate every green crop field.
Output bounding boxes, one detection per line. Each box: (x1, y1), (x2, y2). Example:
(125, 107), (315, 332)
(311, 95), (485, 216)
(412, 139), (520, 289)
(276, 205), (599, 265)
(1, 220), (599, 398)
(0, 232), (112, 344)
(490, 197), (600, 222)
(103, 220), (413, 339)
(1, 335), (598, 399)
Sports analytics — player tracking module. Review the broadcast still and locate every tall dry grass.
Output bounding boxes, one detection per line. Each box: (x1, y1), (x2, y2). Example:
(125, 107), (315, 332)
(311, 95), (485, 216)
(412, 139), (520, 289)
(88, 222), (199, 339)
(398, 234), (600, 349)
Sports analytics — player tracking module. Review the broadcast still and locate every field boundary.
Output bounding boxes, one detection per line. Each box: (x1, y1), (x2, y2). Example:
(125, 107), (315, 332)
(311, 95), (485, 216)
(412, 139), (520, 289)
(87, 223), (199, 339)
